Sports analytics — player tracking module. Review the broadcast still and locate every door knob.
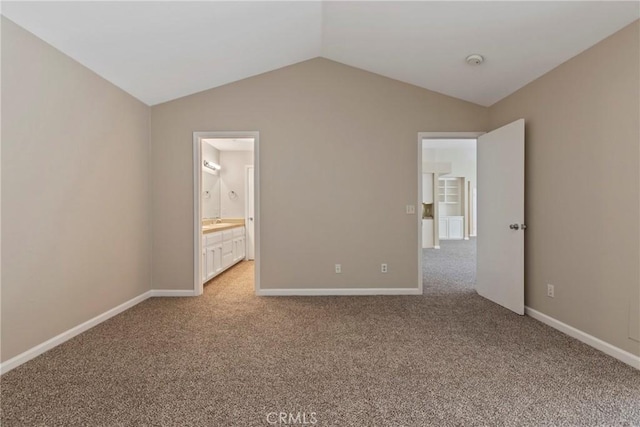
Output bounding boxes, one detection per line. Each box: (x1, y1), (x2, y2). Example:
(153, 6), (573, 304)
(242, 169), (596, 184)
(249, 217), (254, 221)
(509, 224), (520, 230)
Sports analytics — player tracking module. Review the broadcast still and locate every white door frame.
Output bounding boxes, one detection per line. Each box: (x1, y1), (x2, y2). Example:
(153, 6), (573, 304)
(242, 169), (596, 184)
(193, 131), (260, 296)
(417, 132), (484, 292)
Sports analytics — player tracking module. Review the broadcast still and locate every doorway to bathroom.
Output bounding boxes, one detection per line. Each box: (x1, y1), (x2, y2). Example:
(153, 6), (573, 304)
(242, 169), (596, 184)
(193, 131), (260, 296)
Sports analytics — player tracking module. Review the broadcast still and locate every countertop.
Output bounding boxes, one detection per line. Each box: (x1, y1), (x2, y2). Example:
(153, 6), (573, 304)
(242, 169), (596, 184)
(202, 218), (245, 234)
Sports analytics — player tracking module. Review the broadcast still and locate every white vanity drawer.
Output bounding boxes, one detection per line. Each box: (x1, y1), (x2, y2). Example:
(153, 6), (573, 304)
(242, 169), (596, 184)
(222, 230), (234, 242)
(222, 240), (233, 254)
(232, 226), (245, 237)
(206, 232), (223, 246)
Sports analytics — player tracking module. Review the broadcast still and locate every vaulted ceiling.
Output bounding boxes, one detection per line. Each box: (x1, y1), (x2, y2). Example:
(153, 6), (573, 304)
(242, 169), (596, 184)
(3, 1), (638, 106)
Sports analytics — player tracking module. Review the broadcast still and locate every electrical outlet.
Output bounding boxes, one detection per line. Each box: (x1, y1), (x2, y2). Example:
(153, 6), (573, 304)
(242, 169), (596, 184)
(547, 283), (555, 298)
(335, 264), (341, 274)
(381, 263), (388, 273)
(406, 205), (416, 214)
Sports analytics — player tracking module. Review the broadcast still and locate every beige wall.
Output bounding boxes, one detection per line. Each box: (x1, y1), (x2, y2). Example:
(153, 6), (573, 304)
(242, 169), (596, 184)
(151, 58), (489, 291)
(489, 21), (640, 356)
(1, 18), (151, 361)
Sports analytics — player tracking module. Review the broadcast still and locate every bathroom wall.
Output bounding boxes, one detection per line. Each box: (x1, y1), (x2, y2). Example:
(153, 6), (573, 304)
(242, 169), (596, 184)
(202, 143), (221, 218)
(220, 151), (253, 219)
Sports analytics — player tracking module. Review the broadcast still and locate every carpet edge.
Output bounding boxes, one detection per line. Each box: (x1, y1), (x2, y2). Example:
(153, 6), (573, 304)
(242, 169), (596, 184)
(525, 306), (640, 370)
(0, 290), (152, 375)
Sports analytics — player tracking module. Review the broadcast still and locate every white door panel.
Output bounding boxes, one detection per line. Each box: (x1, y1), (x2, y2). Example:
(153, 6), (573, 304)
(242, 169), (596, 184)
(477, 119), (525, 315)
(245, 166), (255, 260)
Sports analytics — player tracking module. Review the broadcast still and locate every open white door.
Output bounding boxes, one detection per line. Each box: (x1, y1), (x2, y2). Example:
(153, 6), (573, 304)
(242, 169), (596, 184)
(245, 166), (255, 260)
(477, 119), (525, 315)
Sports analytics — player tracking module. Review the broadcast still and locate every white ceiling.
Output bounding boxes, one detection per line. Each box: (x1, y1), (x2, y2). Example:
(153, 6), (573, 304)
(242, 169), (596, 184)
(204, 138), (254, 152)
(323, 2), (638, 106)
(2, 2), (322, 106)
(3, 2), (638, 106)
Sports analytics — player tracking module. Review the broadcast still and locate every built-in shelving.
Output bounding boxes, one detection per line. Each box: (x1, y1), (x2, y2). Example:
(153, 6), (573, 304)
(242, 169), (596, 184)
(438, 178), (460, 204)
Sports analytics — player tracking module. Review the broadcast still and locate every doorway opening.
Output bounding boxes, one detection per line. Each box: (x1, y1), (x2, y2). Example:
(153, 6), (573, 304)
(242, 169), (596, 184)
(193, 131), (260, 296)
(418, 132), (482, 294)
(418, 120), (525, 315)
(423, 139), (477, 246)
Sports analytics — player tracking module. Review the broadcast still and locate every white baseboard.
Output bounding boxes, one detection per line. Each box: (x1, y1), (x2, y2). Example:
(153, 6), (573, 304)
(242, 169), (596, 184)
(0, 291), (152, 375)
(1, 289), (200, 375)
(257, 288), (422, 296)
(525, 307), (640, 370)
(149, 289), (197, 297)
(434, 245), (440, 249)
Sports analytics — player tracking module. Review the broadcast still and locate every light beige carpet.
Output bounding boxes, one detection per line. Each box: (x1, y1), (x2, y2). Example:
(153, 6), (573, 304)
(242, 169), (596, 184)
(1, 243), (639, 426)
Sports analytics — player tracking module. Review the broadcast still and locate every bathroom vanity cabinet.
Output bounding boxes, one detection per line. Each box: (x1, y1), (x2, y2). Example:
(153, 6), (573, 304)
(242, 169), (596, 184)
(202, 225), (246, 284)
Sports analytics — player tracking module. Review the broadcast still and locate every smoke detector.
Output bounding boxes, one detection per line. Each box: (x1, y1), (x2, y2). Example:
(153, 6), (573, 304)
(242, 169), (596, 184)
(466, 54), (484, 66)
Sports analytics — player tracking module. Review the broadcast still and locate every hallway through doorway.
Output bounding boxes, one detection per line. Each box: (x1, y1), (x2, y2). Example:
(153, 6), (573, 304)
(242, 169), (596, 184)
(422, 238), (476, 295)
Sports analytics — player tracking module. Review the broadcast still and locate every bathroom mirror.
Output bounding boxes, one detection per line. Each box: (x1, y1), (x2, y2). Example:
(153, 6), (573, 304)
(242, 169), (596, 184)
(202, 169), (221, 219)
(201, 137), (255, 222)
